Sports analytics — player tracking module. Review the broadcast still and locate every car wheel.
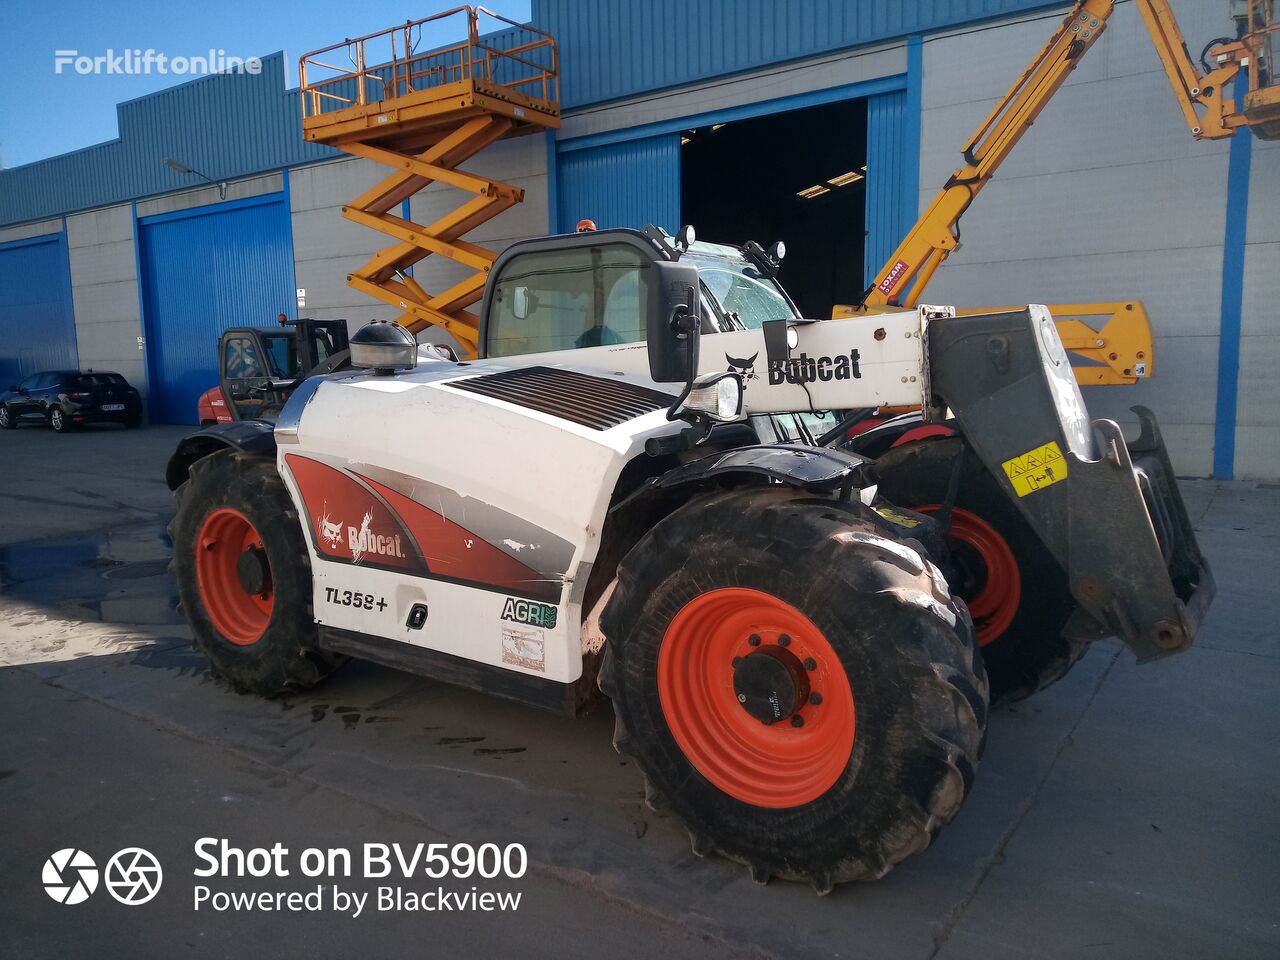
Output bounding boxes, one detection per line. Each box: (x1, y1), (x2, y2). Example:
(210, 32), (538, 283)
(0, 405), (15, 430)
(49, 407), (71, 433)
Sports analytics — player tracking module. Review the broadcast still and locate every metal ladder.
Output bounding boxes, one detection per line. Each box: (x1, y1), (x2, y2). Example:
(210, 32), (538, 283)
(299, 6), (559, 356)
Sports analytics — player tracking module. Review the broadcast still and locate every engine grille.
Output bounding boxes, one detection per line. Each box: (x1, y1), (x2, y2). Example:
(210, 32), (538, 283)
(448, 366), (674, 431)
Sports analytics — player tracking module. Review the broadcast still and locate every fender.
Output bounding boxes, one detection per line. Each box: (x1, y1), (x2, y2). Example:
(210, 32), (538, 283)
(165, 419), (277, 490)
(844, 411), (956, 458)
(653, 443), (871, 494)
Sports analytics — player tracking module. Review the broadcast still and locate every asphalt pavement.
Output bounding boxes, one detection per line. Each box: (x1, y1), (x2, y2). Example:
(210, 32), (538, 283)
(1, 421), (1276, 959)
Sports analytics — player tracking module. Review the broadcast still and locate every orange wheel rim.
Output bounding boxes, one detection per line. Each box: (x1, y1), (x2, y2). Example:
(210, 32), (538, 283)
(194, 508), (274, 646)
(657, 587), (855, 809)
(917, 505), (1020, 647)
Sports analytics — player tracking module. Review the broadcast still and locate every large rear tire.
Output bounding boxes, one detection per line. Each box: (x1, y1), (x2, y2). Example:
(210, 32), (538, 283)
(169, 449), (344, 695)
(873, 437), (1085, 702)
(599, 487), (987, 891)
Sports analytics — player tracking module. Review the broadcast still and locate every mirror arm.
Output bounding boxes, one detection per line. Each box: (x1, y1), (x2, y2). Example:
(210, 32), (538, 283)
(665, 306), (701, 421)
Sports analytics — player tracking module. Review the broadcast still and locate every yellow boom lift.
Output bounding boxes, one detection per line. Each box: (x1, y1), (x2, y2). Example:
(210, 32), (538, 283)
(836, 0), (1280, 386)
(298, 5), (559, 358)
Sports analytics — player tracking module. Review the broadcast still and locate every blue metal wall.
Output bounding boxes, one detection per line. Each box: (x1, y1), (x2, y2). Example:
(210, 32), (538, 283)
(137, 193), (296, 424)
(0, 54), (334, 228)
(864, 90), (912, 286)
(533, 0), (1062, 108)
(0, 231), (78, 387)
(556, 135), (681, 233)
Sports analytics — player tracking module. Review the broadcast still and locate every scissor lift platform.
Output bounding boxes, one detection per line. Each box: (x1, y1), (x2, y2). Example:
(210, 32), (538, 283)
(299, 6), (559, 355)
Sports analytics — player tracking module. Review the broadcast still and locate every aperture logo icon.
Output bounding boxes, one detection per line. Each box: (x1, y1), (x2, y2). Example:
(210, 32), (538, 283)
(42, 849), (98, 904)
(105, 848), (163, 905)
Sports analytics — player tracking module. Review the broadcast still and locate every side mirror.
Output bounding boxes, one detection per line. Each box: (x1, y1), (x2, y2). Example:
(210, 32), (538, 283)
(646, 260), (701, 383)
(350, 320), (418, 375)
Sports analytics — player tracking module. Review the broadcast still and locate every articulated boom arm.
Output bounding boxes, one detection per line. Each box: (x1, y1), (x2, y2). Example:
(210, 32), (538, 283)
(857, 0), (1114, 315)
(841, 0), (1278, 385)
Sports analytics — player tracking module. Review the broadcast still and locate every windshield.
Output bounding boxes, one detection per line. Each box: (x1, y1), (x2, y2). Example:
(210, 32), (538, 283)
(684, 242), (796, 331)
(259, 332), (300, 377)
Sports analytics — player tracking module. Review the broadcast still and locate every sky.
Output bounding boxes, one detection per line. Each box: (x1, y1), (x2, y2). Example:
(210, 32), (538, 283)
(0, 0), (532, 170)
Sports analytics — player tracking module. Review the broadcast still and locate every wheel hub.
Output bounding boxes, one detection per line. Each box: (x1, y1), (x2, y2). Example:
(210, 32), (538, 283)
(732, 644), (810, 725)
(235, 545), (272, 598)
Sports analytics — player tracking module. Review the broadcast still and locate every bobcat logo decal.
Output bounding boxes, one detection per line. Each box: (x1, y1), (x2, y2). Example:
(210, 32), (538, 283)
(318, 505), (344, 550)
(725, 351), (759, 383)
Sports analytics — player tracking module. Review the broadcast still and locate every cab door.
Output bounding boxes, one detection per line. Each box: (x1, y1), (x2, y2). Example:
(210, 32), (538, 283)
(220, 335), (273, 421)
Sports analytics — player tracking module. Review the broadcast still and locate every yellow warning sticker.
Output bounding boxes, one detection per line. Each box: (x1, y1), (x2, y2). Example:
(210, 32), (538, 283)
(1002, 441), (1068, 497)
(874, 506), (922, 528)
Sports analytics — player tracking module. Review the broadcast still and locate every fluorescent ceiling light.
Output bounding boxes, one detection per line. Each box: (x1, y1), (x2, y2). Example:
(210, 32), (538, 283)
(827, 170), (864, 186)
(797, 184), (830, 198)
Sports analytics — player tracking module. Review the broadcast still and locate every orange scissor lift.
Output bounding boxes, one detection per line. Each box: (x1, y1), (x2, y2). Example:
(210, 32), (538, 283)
(299, 6), (559, 357)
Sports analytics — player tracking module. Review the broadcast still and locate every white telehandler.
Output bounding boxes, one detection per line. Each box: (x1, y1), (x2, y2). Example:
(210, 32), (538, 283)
(166, 226), (1211, 891)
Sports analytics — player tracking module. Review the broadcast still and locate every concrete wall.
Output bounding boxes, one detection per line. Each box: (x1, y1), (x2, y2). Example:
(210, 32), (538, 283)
(291, 134), (550, 354)
(0, 219), (62, 244)
(557, 42), (905, 140)
(66, 205), (146, 401)
(918, 0), (1275, 478)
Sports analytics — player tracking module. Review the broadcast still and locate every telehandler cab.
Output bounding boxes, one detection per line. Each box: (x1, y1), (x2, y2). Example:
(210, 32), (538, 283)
(166, 225), (1212, 891)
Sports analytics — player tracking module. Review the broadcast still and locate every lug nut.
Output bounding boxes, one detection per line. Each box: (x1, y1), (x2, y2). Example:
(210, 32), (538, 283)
(809, 692), (823, 706)
(748, 634), (761, 646)
(803, 657), (817, 671)
(778, 634), (791, 647)
(790, 715), (805, 728)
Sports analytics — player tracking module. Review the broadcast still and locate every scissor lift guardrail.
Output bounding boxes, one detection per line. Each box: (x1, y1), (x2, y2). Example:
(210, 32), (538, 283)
(299, 5), (559, 356)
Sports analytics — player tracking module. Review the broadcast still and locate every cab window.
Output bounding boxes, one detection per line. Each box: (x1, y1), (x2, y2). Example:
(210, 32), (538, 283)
(224, 338), (265, 379)
(488, 244), (649, 357)
(260, 333), (299, 377)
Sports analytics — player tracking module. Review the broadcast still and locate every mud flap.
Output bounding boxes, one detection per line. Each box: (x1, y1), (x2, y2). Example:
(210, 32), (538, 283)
(925, 306), (1214, 662)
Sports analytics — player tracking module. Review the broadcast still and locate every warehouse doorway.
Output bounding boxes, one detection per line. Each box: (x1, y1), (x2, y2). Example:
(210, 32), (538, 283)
(138, 194), (296, 424)
(681, 98), (868, 319)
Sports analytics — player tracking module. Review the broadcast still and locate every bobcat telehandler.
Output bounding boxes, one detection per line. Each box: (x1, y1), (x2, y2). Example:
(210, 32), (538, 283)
(165, 225), (1212, 891)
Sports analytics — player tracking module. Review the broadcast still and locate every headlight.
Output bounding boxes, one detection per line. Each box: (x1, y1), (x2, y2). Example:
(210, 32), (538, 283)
(679, 372), (743, 422)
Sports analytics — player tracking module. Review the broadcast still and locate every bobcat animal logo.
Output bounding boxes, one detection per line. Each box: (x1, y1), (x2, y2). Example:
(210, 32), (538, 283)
(725, 351), (759, 382)
(42, 848), (98, 905)
(104, 847), (163, 905)
(318, 503), (344, 549)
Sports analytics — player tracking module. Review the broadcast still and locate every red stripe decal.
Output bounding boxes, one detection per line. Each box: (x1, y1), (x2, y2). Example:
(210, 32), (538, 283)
(285, 455), (424, 574)
(360, 475), (557, 601)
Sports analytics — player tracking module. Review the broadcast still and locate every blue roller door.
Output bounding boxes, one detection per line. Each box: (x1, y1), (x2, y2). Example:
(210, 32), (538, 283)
(138, 193), (295, 424)
(864, 89), (914, 287)
(557, 135), (681, 234)
(0, 231), (77, 387)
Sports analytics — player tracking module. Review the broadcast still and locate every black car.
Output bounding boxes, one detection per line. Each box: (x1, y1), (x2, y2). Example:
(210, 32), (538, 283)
(0, 370), (143, 432)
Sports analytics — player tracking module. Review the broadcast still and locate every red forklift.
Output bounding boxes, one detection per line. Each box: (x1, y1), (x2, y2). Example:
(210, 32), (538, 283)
(196, 319), (350, 425)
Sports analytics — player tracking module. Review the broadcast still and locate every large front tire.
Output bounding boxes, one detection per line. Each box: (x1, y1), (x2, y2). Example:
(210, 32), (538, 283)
(599, 488), (987, 892)
(169, 449), (343, 695)
(873, 437), (1084, 703)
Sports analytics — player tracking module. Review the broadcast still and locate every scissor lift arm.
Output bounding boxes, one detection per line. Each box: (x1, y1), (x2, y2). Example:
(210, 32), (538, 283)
(838, 0), (1279, 385)
(298, 6), (559, 357)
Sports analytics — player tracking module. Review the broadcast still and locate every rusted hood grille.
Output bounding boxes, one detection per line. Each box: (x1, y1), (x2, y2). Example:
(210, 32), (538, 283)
(447, 366), (674, 431)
